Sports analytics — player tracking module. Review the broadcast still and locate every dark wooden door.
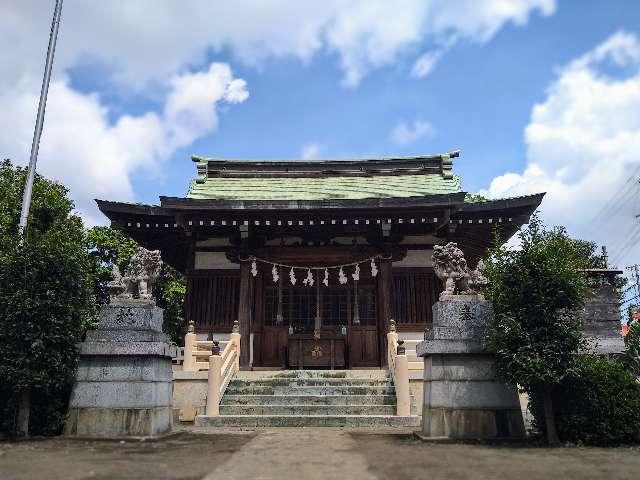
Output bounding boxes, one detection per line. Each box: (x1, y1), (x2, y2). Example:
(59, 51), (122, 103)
(257, 276), (381, 368)
(260, 326), (288, 367)
(348, 326), (379, 367)
(348, 285), (380, 367)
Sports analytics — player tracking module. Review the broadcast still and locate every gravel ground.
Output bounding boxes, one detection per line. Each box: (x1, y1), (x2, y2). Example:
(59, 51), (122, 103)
(1, 428), (638, 480)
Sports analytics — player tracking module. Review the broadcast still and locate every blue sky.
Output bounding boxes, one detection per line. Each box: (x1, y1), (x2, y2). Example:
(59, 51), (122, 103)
(62, 0), (640, 199)
(2, 0), (640, 270)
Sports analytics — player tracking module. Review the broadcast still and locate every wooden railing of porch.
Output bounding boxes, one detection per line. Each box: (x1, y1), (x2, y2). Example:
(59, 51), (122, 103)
(386, 320), (411, 416)
(205, 330), (240, 416)
(180, 319), (241, 416)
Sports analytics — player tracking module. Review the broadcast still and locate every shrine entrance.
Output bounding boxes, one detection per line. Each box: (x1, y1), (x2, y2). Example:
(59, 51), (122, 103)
(256, 270), (381, 369)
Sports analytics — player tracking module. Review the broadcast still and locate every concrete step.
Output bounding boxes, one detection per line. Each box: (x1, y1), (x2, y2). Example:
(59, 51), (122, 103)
(219, 404), (396, 416)
(224, 385), (396, 396)
(195, 414), (420, 428)
(220, 394), (397, 406)
(235, 370), (390, 380)
(228, 378), (393, 387)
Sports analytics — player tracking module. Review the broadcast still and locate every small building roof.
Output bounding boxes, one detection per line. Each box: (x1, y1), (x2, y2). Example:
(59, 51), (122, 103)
(188, 151), (461, 201)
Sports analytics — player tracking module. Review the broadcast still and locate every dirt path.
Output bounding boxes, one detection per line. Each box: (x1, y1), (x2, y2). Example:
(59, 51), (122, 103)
(1, 429), (639, 480)
(205, 429), (376, 480)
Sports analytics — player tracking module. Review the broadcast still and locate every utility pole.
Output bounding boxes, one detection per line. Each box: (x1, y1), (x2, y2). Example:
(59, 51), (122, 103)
(15, 0), (64, 438)
(18, 0), (64, 236)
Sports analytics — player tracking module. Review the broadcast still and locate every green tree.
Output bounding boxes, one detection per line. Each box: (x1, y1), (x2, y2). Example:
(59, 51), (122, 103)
(85, 226), (186, 344)
(620, 321), (640, 378)
(86, 226), (138, 305)
(483, 215), (590, 445)
(464, 192), (488, 203)
(0, 160), (94, 436)
(154, 265), (186, 344)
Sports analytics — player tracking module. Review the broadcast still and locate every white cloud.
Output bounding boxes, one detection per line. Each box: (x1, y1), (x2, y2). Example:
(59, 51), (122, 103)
(0, 63), (248, 224)
(482, 31), (640, 267)
(1, 0), (556, 90)
(0, 0), (554, 223)
(301, 143), (322, 160)
(391, 120), (436, 146)
(411, 50), (444, 78)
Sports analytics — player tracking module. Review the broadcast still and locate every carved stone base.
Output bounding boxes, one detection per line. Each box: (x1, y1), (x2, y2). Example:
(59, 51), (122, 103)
(65, 303), (176, 437)
(417, 299), (524, 440)
(421, 353), (525, 439)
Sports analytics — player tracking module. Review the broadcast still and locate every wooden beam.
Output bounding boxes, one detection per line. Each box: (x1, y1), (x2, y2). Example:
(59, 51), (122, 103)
(238, 258), (252, 368)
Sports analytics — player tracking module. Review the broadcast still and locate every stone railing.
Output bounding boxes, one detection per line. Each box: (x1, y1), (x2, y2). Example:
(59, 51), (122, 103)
(386, 321), (410, 416)
(401, 339), (425, 373)
(182, 320), (239, 372)
(205, 332), (241, 416)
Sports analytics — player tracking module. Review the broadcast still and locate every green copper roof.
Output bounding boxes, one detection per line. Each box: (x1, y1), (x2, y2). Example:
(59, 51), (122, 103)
(186, 152), (462, 201)
(187, 174), (462, 200)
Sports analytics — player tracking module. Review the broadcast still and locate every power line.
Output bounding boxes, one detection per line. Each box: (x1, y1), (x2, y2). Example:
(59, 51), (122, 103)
(609, 223), (640, 265)
(613, 230), (640, 267)
(626, 264), (640, 299)
(590, 167), (640, 225)
(621, 295), (640, 307)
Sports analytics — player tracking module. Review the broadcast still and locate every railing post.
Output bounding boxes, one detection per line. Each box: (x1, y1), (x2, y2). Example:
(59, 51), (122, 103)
(230, 319), (241, 372)
(395, 340), (410, 416)
(183, 320), (197, 372)
(386, 319), (398, 369)
(206, 342), (222, 416)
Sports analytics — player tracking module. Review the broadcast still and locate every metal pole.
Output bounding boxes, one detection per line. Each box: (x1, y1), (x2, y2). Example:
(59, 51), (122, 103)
(18, 0), (64, 236)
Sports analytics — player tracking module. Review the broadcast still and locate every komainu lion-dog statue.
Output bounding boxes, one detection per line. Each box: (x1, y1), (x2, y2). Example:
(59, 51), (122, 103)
(432, 242), (487, 299)
(107, 247), (162, 301)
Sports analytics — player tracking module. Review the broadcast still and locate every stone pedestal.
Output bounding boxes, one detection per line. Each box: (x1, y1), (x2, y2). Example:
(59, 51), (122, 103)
(417, 296), (524, 439)
(65, 301), (176, 437)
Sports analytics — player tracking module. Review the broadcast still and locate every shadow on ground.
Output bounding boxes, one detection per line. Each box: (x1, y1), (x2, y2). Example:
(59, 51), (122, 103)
(2, 430), (640, 480)
(349, 433), (640, 480)
(0, 432), (255, 480)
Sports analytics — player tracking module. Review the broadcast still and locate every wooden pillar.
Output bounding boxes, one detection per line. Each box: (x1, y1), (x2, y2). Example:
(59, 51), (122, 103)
(238, 258), (252, 368)
(378, 255), (394, 331)
(378, 254), (394, 368)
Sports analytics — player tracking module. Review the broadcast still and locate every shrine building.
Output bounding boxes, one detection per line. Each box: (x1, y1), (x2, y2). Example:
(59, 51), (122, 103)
(97, 151), (543, 370)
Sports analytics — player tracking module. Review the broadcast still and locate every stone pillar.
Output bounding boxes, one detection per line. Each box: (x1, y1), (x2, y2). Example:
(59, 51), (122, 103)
(417, 296), (524, 440)
(582, 280), (624, 354)
(65, 300), (176, 437)
(238, 259), (252, 368)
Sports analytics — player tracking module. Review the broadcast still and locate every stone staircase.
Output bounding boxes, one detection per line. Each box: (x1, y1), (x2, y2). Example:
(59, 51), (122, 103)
(194, 370), (420, 428)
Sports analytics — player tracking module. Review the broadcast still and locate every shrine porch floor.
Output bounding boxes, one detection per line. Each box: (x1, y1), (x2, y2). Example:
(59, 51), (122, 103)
(2, 429), (639, 480)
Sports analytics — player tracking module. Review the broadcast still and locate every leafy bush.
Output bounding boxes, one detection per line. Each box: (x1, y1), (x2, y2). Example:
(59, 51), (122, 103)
(86, 225), (138, 306)
(0, 160), (94, 436)
(529, 355), (640, 445)
(154, 265), (186, 344)
(483, 215), (590, 444)
(620, 321), (640, 378)
(0, 163), (186, 437)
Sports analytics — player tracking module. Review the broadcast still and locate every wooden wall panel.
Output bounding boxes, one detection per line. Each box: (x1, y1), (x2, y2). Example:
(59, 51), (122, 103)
(392, 268), (438, 330)
(186, 271), (240, 332)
